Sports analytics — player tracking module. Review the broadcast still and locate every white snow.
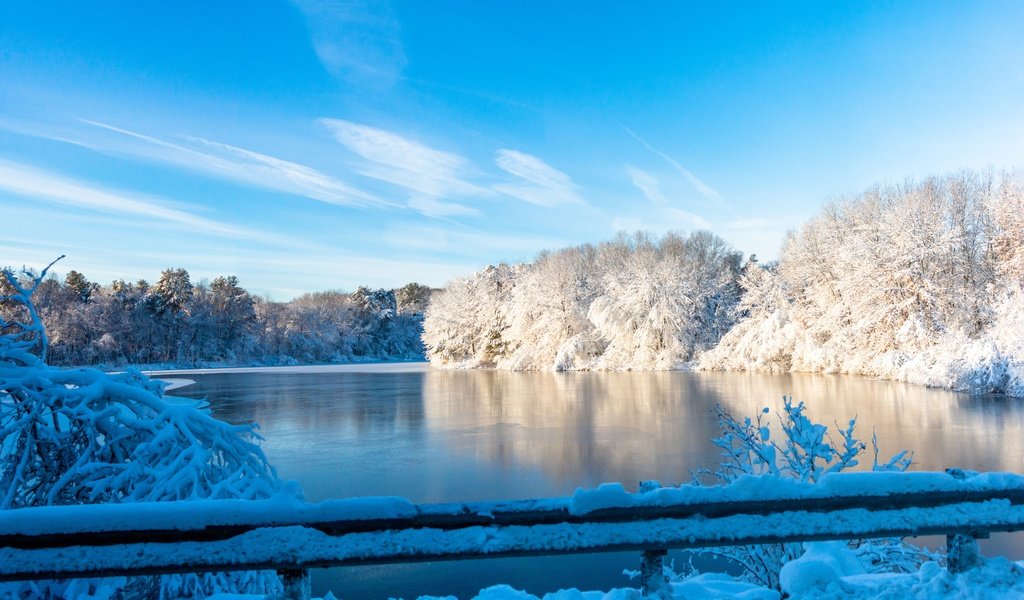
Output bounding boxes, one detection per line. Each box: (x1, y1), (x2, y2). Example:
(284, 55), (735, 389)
(430, 554), (1024, 599)
(158, 377), (196, 391)
(0, 489), (415, 537)
(164, 556), (1024, 599)
(145, 361), (430, 376)
(6, 470), (1020, 539)
(569, 471), (1024, 515)
(779, 542), (865, 595)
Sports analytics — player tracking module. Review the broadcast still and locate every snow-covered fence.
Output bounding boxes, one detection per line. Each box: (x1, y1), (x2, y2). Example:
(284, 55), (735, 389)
(3, 470), (1024, 598)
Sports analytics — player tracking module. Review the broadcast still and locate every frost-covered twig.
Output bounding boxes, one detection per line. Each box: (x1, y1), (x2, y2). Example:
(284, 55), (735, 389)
(695, 399), (925, 589)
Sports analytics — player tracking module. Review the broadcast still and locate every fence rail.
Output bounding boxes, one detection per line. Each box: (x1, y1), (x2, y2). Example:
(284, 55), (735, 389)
(3, 470), (1024, 598)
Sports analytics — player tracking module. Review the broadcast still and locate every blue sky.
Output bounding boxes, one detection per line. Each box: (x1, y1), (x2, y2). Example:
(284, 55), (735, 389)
(1, 1), (1022, 298)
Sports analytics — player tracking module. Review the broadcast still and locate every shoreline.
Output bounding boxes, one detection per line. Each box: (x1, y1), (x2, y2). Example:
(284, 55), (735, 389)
(145, 360), (431, 376)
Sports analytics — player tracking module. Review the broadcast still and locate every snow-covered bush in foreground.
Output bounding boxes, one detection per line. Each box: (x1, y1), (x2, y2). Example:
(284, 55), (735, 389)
(422, 549), (1024, 599)
(431, 404), (1014, 600)
(690, 399), (921, 590)
(1, 260), (288, 598)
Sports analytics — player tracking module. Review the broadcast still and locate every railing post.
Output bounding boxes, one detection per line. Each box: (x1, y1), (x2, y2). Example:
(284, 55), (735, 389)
(640, 549), (670, 598)
(277, 568), (311, 600)
(637, 480), (670, 598)
(946, 533), (984, 574)
(944, 467), (985, 574)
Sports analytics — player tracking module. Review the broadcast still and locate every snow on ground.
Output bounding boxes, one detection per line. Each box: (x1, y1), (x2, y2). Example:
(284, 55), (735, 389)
(144, 361), (430, 377)
(780, 543), (1024, 599)
(157, 377), (196, 391)
(568, 471), (1024, 515)
(415, 551), (1024, 599)
(199, 554), (1024, 600)
(203, 556), (1024, 600)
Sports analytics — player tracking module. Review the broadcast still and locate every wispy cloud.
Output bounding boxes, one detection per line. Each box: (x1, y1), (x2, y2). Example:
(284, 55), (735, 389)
(493, 149), (584, 207)
(609, 209), (711, 234)
(407, 196), (478, 217)
(80, 120), (390, 209)
(626, 165), (670, 206)
(0, 159), (263, 240)
(623, 127), (723, 203)
(1, 118), (389, 209)
(290, 0), (407, 85)
(321, 118), (487, 216)
(381, 223), (569, 256)
(625, 165), (711, 229)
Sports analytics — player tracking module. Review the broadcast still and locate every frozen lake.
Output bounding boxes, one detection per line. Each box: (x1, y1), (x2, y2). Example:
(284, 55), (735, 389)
(166, 364), (1024, 598)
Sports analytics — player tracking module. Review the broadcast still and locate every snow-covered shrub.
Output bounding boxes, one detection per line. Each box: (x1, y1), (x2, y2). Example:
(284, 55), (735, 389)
(691, 399), (923, 590)
(1, 260), (288, 598)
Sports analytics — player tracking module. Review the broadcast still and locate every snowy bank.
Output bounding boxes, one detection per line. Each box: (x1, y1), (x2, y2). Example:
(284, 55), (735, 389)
(145, 360), (429, 377)
(433, 550), (1024, 600)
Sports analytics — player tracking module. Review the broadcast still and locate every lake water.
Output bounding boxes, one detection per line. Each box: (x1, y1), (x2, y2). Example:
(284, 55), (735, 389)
(167, 364), (1024, 599)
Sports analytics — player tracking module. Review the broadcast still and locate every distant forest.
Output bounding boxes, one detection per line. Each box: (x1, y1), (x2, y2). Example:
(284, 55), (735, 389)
(0, 268), (431, 367)
(424, 170), (1024, 396)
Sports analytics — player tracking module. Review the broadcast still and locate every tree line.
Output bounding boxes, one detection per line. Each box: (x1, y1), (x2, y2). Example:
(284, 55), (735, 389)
(423, 230), (744, 370)
(701, 170), (1023, 395)
(424, 170), (1024, 396)
(0, 266), (432, 367)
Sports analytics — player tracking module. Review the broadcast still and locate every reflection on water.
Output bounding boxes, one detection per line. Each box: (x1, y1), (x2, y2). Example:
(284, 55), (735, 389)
(179, 366), (1024, 598)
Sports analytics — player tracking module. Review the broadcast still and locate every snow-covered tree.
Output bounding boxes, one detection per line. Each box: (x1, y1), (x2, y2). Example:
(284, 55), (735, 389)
(423, 264), (517, 367)
(698, 259), (796, 372)
(152, 267), (194, 315)
(701, 170), (1024, 396)
(502, 245), (600, 370)
(64, 270), (96, 304)
(424, 231), (742, 371)
(587, 231), (741, 369)
(206, 275), (258, 360)
(5, 265), (427, 369)
(1, 260), (287, 598)
(395, 282), (433, 314)
(991, 175), (1024, 285)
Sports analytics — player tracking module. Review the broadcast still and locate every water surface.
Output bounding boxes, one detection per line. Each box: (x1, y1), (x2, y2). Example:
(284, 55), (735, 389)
(171, 365), (1024, 598)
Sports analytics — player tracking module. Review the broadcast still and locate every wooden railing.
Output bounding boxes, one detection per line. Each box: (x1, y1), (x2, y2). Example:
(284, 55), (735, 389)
(3, 469), (1024, 598)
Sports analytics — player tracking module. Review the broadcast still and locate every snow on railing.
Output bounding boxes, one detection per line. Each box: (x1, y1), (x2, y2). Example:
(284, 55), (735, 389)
(3, 469), (1024, 599)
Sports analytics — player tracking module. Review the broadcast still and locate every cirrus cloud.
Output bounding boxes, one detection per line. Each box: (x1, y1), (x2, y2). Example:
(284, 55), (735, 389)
(493, 149), (584, 207)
